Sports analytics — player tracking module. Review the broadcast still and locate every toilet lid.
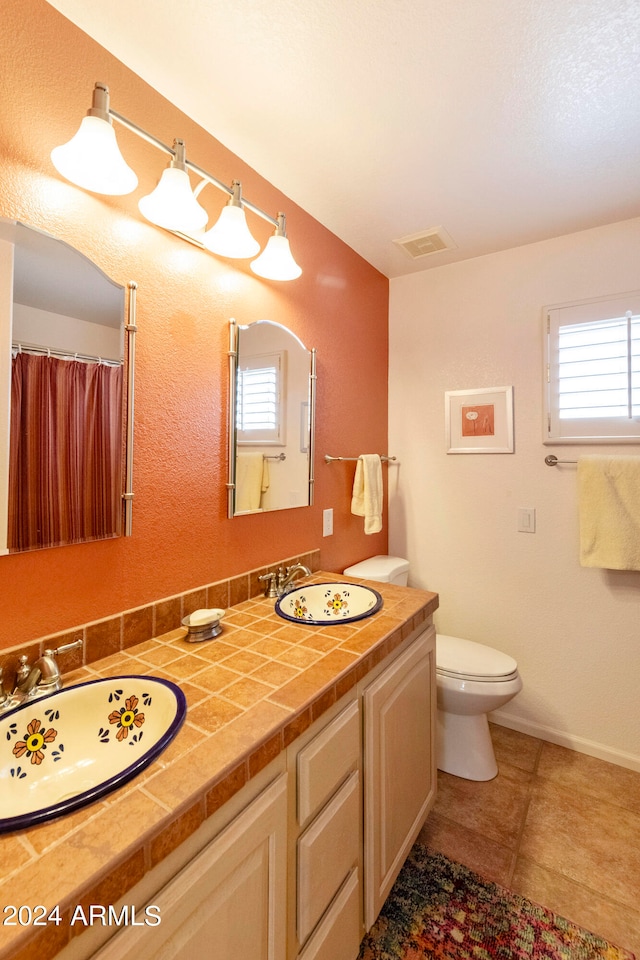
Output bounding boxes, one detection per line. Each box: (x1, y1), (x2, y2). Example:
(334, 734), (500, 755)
(436, 634), (519, 682)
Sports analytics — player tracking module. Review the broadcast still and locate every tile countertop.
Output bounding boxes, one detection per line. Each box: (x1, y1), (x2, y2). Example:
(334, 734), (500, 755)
(0, 573), (438, 960)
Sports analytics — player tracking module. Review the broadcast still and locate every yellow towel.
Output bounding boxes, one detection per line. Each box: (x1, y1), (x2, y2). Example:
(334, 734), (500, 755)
(260, 457), (270, 493)
(578, 455), (640, 570)
(236, 452), (269, 513)
(351, 454), (383, 534)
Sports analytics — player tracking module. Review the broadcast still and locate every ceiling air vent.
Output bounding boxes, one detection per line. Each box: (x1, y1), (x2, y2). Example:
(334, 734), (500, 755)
(393, 226), (456, 260)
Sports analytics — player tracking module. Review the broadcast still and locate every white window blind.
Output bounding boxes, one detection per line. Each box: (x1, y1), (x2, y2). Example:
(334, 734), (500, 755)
(545, 293), (640, 442)
(236, 351), (285, 444)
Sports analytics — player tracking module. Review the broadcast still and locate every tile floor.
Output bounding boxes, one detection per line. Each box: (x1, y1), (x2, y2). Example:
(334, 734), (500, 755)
(418, 723), (640, 955)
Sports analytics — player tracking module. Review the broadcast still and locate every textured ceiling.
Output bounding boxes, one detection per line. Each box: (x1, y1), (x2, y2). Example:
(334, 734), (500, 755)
(44, 0), (640, 278)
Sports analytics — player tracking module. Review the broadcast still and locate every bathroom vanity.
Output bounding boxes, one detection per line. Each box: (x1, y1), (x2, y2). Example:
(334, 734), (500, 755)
(0, 574), (438, 960)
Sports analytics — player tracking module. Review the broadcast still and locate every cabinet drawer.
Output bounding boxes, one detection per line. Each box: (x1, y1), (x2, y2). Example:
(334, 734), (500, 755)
(298, 868), (361, 960)
(297, 699), (360, 827)
(297, 770), (360, 945)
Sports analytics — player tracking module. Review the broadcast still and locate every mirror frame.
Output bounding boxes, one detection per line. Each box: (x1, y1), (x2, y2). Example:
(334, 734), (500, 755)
(123, 281), (137, 536)
(227, 318), (316, 518)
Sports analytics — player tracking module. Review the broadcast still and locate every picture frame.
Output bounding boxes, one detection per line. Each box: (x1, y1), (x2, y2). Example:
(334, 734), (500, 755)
(445, 386), (514, 454)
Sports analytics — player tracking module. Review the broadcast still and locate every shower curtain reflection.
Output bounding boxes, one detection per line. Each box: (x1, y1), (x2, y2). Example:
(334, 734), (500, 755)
(8, 352), (123, 551)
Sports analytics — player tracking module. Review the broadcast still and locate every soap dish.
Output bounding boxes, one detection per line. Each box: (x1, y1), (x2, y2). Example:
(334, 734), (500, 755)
(181, 608), (225, 643)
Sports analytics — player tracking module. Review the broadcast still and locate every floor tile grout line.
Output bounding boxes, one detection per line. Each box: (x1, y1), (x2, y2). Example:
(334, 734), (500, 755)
(504, 738), (544, 887)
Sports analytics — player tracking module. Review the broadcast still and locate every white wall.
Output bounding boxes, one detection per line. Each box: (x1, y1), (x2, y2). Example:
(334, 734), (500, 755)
(12, 303), (122, 361)
(388, 216), (640, 771)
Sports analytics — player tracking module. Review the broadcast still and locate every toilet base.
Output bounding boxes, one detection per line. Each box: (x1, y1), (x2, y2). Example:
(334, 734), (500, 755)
(437, 709), (498, 781)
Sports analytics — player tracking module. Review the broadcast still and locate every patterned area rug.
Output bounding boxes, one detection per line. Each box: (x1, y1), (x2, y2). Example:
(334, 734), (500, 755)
(358, 844), (635, 960)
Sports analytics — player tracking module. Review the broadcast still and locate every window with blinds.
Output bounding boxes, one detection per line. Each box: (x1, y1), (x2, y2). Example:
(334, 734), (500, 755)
(236, 351), (285, 444)
(545, 293), (640, 442)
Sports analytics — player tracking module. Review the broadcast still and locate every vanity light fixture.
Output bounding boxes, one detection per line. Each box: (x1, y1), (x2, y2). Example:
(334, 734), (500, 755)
(138, 139), (208, 234)
(251, 213), (302, 281)
(50, 83), (138, 195)
(201, 180), (260, 258)
(50, 82), (302, 281)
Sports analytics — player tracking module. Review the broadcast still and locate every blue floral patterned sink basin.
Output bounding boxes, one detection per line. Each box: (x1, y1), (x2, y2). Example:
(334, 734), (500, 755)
(0, 676), (186, 833)
(275, 582), (383, 625)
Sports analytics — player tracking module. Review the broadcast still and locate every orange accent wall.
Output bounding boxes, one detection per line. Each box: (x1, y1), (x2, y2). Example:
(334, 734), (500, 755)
(0, 0), (389, 646)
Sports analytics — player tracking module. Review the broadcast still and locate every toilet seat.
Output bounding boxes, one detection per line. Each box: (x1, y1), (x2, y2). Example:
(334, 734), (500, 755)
(436, 634), (519, 683)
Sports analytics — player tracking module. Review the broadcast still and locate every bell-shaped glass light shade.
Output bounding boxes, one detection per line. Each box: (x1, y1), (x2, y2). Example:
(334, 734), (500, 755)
(138, 167), (208, 233)
(202, 204), (260, 258)
(251, 234), (302, 281)
(51, 115), (138, 195)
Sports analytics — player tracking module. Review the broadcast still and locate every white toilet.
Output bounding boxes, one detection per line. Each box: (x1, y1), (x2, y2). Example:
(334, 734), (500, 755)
(343, 555), (523, 782)
(435, 633), (522, 780)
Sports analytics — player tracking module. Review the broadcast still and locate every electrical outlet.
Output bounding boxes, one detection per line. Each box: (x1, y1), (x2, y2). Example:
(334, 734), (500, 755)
(323, 508), (333, 537)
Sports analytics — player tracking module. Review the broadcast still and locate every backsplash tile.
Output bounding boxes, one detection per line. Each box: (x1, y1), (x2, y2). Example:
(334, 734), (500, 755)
(229, 574), (250, 606)
(154, 595), (182, 636)
(182, 587), (208, 619)
(85, 616), (122, 662)
(0, 551), (321, 690)
(207, 581), (230, 609)
(123, 605), (154, 649)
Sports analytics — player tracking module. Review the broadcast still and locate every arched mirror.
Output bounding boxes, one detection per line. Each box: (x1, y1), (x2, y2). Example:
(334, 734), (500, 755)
(0, 219), (136, 554)
(228, 319), (316, 517)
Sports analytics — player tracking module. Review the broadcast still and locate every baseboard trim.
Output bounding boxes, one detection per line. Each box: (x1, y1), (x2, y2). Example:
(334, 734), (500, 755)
(489, 710), (640, 773)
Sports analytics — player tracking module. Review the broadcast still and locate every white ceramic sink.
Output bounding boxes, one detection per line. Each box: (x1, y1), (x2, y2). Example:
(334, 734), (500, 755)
(0, 675), (186, 833)
(275, 582), (383, 625)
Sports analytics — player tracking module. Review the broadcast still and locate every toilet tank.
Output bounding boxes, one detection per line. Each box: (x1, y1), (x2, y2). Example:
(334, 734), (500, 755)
(343, 555), (410, 586)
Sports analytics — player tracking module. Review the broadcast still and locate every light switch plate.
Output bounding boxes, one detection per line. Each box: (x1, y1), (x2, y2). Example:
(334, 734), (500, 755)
(517, 507), (536, 533)
(323, 508), (333, 537)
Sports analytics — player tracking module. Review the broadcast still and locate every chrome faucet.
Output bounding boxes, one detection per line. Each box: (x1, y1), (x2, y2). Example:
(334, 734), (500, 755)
(0, 638), (83, 714)
(278, 563), (312, 594)
(258, 563), (312, 599)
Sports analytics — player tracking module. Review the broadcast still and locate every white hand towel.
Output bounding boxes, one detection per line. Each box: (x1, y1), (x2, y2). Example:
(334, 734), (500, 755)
(578, 455), (640, 570)
(351, 454), (383, 534)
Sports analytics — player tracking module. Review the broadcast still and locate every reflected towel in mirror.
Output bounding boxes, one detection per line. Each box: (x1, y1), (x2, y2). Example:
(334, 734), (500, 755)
(236, 452), (269, 513)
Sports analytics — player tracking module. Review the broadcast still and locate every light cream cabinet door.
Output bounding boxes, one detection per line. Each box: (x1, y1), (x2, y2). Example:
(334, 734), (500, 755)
(362, 626), (436, 929)
(94, 773), (288, 960)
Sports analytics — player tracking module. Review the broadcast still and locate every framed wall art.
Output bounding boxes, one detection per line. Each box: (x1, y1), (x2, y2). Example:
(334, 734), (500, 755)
(445, 386), (514, 454)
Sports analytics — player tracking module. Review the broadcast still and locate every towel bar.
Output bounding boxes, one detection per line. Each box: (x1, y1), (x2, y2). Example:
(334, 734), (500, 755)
(545, 455), (577, 466)
(324, 455), (397, 463)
